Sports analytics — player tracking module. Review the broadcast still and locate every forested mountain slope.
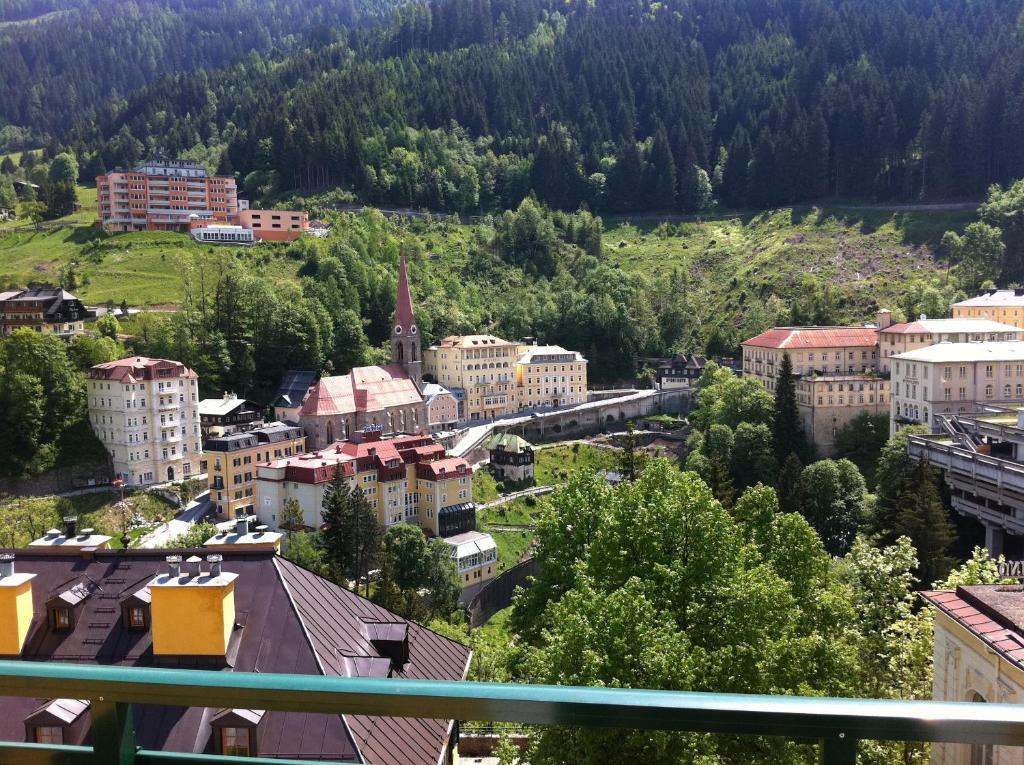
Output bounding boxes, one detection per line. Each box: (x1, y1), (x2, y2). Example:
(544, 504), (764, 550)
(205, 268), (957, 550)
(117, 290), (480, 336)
(51, 0), (1024, 212)
(0, 0), (400, 141)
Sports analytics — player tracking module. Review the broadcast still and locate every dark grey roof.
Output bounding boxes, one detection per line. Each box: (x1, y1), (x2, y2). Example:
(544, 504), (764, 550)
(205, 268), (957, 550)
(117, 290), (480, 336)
(204, 422), (303, 452)
(272, 370), (317, 408)
(0, 549), (471, 764)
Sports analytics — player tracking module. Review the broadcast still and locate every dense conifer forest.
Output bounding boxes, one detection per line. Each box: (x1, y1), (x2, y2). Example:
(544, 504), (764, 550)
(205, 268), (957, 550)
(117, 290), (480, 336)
(4, 0), (1022, 212)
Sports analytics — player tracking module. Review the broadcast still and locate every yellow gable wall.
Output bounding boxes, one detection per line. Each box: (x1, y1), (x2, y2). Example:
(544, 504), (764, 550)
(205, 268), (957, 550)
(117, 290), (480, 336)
(0, 578), (35, 655)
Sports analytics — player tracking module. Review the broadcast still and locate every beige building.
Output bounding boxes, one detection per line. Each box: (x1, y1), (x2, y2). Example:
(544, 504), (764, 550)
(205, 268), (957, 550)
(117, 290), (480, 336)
(424, 335), (520, 422)
(891, 342), (1024, 435)
(922, 585), (1024, 765)
(515, 344), (588, 410)
(87, 357), (201, 486)
(742, 326), (885, 454)
(795, 375), (890, 450)
(878, 313), (1022, 372)
(954, 288), (1024, 328)
(256, 431), (475, 538)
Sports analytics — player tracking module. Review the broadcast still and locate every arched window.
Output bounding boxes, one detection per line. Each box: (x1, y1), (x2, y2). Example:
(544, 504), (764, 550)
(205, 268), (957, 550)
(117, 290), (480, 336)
(970, 693), (994, 765)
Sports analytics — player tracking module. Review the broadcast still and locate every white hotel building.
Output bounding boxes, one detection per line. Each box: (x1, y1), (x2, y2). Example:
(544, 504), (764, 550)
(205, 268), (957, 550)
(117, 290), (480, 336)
(890, 342), (1024, 435)
(87, 357), (201, 486)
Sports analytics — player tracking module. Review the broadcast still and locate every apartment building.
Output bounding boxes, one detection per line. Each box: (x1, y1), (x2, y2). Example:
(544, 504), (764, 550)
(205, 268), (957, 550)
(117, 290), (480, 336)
(953, 288), (1024, 328)
(742, 325), (886, 454)
(515, 344), (588, 410)
(0, 546), (470, 764)
(890, 341), (1024, 434)
(205, 422), (305, 520)
(877, 312), (1022, 372)
(256, 430), (475, 537)
(0, 286), (94, 337)
(97, 159), (238, 232)
(423, 335), (520, 422)
(87, 357), (201, 486)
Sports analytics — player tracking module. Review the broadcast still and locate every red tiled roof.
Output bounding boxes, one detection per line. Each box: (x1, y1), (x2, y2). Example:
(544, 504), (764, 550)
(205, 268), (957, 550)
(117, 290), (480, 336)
(89, 356), (197, 382)
(921, 586), (1024, 667)
(301, 364), (421, 417)
(742, 327), (878, 349)
(415, 457), (470, 480)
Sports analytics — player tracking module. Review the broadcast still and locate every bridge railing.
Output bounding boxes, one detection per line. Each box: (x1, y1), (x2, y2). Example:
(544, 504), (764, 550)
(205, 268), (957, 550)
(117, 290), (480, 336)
(3, 659), (1024, 764)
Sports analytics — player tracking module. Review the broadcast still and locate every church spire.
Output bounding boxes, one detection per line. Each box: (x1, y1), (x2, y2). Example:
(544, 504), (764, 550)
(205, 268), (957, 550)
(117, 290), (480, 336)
(391, 245), (422, 391)
(394, 246), (416, 333)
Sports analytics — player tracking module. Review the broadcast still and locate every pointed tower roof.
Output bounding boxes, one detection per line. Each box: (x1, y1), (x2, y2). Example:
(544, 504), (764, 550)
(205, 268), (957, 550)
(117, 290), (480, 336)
(394, 248), (416, 331)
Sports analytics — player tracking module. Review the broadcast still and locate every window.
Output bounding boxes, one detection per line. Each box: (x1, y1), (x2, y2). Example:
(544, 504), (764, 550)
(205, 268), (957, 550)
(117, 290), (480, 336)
(221, 728), (251, 756)
(53, 607), (71, 631)
(34, 727), (63, 745)
(128, 606), (146, 629)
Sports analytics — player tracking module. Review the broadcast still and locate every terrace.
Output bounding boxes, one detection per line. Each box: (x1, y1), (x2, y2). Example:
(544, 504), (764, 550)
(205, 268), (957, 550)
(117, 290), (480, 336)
(2, 660), (1024, 764)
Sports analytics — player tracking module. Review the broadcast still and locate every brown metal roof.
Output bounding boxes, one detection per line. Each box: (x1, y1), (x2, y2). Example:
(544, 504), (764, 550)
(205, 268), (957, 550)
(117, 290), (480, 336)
(0, 549), (470, 764)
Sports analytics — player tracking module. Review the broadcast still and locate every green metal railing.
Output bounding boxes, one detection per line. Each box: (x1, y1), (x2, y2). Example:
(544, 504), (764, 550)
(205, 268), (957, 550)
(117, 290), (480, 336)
(3, 659), (1024, 764)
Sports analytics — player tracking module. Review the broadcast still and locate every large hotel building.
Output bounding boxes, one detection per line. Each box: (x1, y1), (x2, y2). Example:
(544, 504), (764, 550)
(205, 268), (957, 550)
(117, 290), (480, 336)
(97, 159), (239, 232)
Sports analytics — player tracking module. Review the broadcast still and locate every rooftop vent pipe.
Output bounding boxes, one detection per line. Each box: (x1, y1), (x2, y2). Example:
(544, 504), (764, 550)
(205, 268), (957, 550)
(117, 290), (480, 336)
(0, 553), (14, 579)
(62, 516), (78, 538)
(206, 554), (223, 577)
(166, 555), (182, 577)
(183, 555), (202, 578)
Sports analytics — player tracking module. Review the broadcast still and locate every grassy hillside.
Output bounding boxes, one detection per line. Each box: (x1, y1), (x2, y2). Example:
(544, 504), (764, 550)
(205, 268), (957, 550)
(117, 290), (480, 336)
(0, 205), (969, 314)
(606, 206), (972, 325)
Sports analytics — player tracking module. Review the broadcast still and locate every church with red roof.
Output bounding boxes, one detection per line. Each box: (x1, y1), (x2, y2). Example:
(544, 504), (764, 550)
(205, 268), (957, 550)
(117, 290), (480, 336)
(298, 252), (428, 447)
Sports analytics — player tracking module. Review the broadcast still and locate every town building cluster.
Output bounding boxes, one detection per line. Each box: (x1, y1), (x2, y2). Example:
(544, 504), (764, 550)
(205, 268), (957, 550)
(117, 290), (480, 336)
(97, 159), (309, 242)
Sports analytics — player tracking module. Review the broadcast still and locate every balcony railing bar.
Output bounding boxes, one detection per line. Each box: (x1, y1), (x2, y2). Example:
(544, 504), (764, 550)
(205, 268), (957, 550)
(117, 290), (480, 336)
(3, 660), (1024, 764)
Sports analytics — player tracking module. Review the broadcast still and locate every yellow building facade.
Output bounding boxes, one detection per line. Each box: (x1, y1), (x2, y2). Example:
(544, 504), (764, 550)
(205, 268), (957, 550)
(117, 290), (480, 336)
(256, 432), (476, 539)
(204, 422), (306, 519)
(423, 335), (520, 422)
(424, 335), (589, 423)
(953, 289), (1024, 328)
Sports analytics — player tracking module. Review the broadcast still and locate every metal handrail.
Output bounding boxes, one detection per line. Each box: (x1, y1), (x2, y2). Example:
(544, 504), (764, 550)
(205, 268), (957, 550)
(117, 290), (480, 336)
(4, 661), (1024, 764)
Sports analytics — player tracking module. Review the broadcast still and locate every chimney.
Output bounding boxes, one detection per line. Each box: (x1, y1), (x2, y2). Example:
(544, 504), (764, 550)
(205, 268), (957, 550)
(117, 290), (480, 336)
(875, 309), (892, 330)
(1015, 288), (1024, 297)
(183, 555), (202, 578)
(149, 558), (238, 657)
(166, 555), (182, 577)
(207, 554), (223, 577)
(254, 525), (268, 537)
(0, 553), (36, 656)
(63, 516), (78, 538)
(235, 515), (250, 537)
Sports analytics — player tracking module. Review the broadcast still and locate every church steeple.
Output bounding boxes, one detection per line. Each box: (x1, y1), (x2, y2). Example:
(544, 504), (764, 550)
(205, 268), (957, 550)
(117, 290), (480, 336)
(391, 247), (422, 389)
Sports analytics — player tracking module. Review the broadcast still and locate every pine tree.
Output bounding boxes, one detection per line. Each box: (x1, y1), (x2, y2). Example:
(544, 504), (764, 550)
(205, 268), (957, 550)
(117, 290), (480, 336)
(0, 155), (15, 175)
(705, 453), (735, 509)
(616, 423), (647, 481)
(894, 458), (956, 586)
(776, 453), (803, 515)
(644, 125), (676, 210)
(320, 469), (382, 595)
(772, 352), (809, 464)
(720, 126), (751, 208)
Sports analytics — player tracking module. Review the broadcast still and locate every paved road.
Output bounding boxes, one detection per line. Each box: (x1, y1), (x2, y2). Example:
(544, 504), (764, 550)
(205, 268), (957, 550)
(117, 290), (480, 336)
(137, 491), (212, 548)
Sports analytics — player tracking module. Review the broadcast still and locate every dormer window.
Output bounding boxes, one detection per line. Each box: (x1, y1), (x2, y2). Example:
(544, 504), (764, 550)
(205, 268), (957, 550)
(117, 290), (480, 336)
(128, 606), (146, 629)
(120, 586), (151, 631)
(24, 699), (89, 746)
(211, 709), (263, 756)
